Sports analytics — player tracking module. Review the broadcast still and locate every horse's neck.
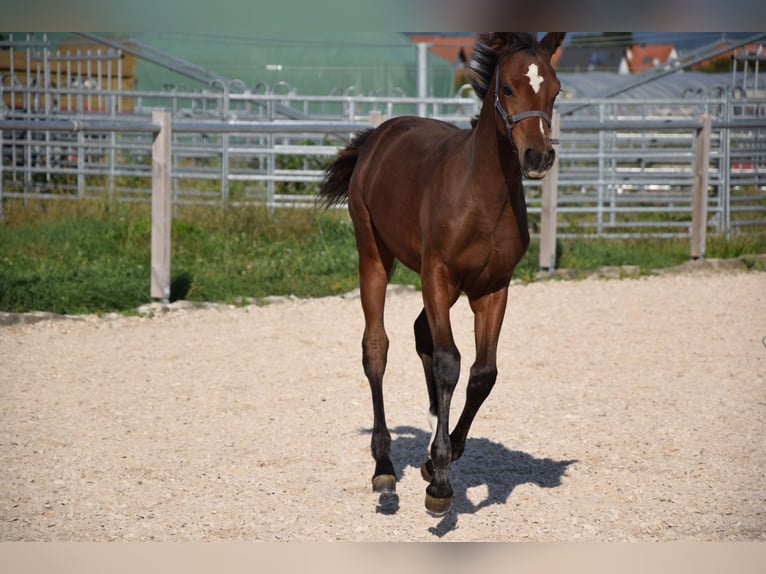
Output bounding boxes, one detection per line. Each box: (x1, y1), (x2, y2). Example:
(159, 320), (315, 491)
(470, 97), (524, 196)
(469, 97), (530, 248)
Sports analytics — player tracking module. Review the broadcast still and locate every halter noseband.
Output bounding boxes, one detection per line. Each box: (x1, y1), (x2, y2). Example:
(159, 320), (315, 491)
(493, 66), (557, 144)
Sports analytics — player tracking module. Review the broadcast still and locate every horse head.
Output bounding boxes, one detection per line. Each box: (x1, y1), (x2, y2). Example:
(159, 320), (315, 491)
(485, 32), (565, 179)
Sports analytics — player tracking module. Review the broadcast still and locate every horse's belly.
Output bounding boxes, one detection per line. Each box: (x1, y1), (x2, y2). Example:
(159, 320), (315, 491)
(371, 212), (423, 272)
(357, 122), (446, 273)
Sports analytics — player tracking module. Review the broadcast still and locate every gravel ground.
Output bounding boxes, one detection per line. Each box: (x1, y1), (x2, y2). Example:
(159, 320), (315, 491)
(1, 269), (764, 541)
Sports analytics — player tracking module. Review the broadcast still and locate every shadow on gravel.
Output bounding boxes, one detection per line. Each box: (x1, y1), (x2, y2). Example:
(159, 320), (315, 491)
(378, 425), (577, 537)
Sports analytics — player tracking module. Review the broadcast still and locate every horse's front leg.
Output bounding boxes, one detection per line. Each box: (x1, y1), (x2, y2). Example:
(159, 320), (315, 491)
(420, 268), (461, 514)
(420, 288), (508, 479)
(450, 287), (508, 461)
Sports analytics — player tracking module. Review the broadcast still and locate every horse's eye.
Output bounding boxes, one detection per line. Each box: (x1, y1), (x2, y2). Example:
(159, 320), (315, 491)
(502, 85), (512, 96)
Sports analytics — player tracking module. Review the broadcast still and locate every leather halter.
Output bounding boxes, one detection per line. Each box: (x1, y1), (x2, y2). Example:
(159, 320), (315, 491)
(493, 66), (557, 145)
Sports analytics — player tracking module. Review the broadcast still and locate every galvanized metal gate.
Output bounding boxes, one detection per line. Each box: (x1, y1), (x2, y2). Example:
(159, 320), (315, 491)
(2, 33), (765, 240)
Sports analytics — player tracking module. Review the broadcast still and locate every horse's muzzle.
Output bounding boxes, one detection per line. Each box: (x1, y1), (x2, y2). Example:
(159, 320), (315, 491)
(522, 147), (556, 179)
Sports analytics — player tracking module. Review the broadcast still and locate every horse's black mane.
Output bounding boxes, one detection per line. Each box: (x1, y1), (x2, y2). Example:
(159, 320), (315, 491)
(468, 32), (540, 102)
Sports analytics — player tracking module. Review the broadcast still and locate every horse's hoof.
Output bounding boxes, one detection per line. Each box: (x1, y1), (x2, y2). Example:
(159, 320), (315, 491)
(372, 474), (396, 493)
(425, 492), (452, 515)
(420, 459), (433, 482)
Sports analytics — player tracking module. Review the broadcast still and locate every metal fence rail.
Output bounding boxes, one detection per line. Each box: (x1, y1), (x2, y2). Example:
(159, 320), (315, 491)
(3, 106), (764, 222)
(2, 43), (765, 238)
(546, 111), (766, 238)
(3, 97), (765, 236)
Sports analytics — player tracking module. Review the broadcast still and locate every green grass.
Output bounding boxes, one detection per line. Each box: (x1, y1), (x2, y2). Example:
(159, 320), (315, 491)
(0, 200), (360, 314)
(0, 201), (150, 314)
(1, 198), (764, 315)
(169, 204), (361, 302)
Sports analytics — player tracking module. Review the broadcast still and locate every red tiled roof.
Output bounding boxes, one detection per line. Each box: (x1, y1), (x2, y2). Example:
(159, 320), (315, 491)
(626, 44), (676, 73)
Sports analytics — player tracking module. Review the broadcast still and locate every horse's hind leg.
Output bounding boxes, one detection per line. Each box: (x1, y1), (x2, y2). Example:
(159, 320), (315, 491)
(350, 203), (396, 493)
(361, 250), (396, 493)
(414, 309), (438, 481)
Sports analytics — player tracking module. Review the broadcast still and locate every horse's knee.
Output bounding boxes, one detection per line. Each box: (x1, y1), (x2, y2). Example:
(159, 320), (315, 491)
(468, 364), (497, 398)
(432, 349), (460, 388)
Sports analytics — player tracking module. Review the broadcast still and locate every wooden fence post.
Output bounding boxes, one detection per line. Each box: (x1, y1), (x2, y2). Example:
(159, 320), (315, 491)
(151, 109), (172, 303)
(539, 111), (560, 271)
(691, 113), (711, 260)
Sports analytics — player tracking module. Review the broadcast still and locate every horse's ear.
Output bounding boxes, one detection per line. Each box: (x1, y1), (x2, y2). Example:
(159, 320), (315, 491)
(540, 32), (566, 57)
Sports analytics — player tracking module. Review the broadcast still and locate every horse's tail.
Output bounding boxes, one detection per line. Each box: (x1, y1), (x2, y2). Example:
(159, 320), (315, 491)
(318, 128), (374, 209)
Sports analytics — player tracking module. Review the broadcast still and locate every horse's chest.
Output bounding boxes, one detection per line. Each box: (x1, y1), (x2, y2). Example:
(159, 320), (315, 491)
(488, 235), (525, 271)
(456, 225), (526, 295)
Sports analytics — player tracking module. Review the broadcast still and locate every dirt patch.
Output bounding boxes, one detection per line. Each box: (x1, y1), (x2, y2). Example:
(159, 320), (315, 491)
(1, 270), (764, 541)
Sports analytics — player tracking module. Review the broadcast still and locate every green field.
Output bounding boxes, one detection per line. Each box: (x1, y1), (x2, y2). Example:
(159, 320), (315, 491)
(1, 199), (764, 315)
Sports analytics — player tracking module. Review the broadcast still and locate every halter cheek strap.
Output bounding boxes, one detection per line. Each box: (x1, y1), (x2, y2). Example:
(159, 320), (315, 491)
(494, 68), (557, 144)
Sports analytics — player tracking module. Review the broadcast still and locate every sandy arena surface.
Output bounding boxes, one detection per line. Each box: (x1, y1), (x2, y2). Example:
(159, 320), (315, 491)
(1, 269), (764, 541)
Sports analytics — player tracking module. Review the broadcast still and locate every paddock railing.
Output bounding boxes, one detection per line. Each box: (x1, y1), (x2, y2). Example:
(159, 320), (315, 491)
(3, 108), (764, 300)
(3, 85), (764, 229)
(3, 32), (764, 236)
(2, 34), (765, 300)
(3, 93), (764, 220)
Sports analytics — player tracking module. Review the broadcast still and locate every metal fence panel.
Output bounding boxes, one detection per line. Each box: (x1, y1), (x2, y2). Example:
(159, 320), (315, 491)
(2, 35), (765, 238)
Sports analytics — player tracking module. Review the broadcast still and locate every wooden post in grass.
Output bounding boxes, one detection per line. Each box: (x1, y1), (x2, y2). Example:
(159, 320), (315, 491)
(691, 113), (711, 260)
(151, 109), (172, 303)
(539, 111), (560, 271)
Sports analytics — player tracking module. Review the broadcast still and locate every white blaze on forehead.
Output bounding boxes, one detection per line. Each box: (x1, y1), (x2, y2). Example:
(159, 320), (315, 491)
(525, 63), (544, 94)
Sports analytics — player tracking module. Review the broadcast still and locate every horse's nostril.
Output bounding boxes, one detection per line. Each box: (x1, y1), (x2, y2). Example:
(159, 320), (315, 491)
(544, 148), (556, 167)
(524, 148), (542, 167)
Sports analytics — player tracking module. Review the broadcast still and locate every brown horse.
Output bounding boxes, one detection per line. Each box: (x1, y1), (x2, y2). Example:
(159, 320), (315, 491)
(319, 32), (565, 514)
